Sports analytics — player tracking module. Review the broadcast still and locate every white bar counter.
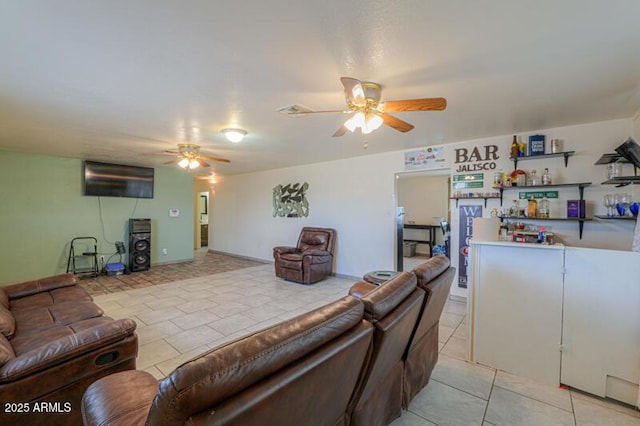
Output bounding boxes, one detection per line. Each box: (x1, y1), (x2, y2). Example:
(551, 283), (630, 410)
(467, 240), (640, 406)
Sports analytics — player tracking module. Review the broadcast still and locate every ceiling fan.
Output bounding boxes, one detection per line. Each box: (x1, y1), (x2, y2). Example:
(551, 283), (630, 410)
(163, 143), (230, 170)
(279, 77), (446, 137)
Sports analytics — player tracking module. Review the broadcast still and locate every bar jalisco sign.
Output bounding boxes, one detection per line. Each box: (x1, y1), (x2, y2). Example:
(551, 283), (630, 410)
(454, 144), (499, 173)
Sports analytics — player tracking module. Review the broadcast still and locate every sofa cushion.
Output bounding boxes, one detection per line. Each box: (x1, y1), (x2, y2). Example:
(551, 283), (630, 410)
(0, 307), (15, 339)
(0, 334), (15, 367)
(11, 301), (104, 337)
(0, 289), (8, 309)
(301, 235), (326, 246)
(279, 253), (303, 269)
(9, 285), (92, 310)
(299, 231), (329, 252)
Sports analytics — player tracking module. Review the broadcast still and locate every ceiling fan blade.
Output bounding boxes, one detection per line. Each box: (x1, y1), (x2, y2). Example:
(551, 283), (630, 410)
(277, 104), (349, 116)
(196, 159), (211, 168)
(164, 150), (179, 154)
(332, 124), (349, 137)
(340, 77), (366, 107)
(199, 155), (231, 163)
(164, 159), (180, 165)
(289, 109), (351, 115)
(382, 98), (447, 112)
(381, 113), (415, 133)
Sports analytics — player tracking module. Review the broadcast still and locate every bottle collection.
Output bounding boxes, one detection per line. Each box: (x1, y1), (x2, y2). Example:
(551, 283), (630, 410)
(499, 196), (552, 220)
(495, 220), (554, 244)
(493, 167), (554, 188)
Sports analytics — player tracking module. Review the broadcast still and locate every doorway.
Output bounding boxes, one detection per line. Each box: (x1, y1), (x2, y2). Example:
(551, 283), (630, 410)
(395, 169), (451, 271)
(198, 191), (209, 247)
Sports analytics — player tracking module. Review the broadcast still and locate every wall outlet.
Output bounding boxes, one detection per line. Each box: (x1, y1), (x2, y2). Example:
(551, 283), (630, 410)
(162, 248), (168, 255)
(99, 255), (105, 264)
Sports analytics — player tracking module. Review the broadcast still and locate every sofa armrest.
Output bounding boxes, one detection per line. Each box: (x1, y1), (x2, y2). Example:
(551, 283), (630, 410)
(82, 370), (157, 426)
(348, 281), (378, 298)
(4, 274), (78, 300)
(0, 318), (136, 382)
(273, 246), (298, 255)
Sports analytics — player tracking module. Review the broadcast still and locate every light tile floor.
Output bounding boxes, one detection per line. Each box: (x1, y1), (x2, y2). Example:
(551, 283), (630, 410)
(93, 262), (640, 426)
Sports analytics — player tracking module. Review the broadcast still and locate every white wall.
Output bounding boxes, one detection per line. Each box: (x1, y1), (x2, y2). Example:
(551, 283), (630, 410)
(211, 151), (404, 278)
(634, 110), (640, 140)
(398, 174), (449, 251)
(212, 118), (635, 298)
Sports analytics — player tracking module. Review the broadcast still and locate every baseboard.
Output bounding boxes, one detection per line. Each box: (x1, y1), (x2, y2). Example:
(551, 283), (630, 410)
(332, 272), (361, 282)
(449, 294), (467, 303)
(152, 257), (195, 266)
(208, 250), (271, 265)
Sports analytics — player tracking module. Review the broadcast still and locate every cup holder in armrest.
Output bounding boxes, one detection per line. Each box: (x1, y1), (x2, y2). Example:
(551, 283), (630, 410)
(95, 351), (120, 366)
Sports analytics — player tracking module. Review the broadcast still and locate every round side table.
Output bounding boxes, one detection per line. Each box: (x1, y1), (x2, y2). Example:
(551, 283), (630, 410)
(363, 270), (400, 286)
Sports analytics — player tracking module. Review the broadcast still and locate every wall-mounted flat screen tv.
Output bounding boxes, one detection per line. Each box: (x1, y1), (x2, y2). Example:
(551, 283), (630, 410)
(84, 161), (154, 199)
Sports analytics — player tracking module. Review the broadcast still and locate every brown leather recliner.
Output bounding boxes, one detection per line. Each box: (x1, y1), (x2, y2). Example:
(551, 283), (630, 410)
(0, 274), (138, 426)
(273, 227), (336, 284)
(82, 296), (373, 426)
(403, 256), (456, 406)
(347, 272), (425, 426)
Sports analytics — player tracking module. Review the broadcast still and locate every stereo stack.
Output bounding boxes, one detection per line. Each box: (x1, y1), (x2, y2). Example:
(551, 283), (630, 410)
(129, 218), (151, 272)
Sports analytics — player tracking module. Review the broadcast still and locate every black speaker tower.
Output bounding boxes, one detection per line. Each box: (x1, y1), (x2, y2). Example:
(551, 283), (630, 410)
(129, 218), (151, 272)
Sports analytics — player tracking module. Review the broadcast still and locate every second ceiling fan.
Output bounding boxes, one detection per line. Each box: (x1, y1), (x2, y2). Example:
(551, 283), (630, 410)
(163, 143), (230, 170)
(281, 77), (447, 137)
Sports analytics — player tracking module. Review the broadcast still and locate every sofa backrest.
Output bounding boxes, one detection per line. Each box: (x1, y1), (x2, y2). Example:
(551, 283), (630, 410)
(347, 272), (425, 425)
(403, 257), (456, 405)
(412, 255), (450, 288)
(297, 227), (336, 254)
(147, 296), (372, 426)
(409, 256), (456, 347)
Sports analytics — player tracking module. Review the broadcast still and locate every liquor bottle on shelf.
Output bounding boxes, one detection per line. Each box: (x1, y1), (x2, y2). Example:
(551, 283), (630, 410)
(510, 135), (519, 159)
(542, 168), (552, 185)
(527, 169), (539, 186)
(539, 196), (550, 218)
(509, 199), (520, 217)
(527, 196), (538, 218)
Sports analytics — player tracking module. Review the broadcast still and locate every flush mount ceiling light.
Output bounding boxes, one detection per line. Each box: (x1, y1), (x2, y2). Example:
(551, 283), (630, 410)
(222, 128), (247, 143)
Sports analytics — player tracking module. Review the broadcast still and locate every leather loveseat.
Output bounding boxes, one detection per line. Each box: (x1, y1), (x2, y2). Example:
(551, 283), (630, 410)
(0, 274), (138, 426)
(81, 256), (455, 426)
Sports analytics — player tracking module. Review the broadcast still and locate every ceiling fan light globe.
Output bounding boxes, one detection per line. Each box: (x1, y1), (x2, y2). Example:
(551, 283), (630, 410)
(368, 114), (383, 130)
(344, 117), (358, 132)
(178, 158), (190, 168)
(361, 123), (374, 134)
(188, 159), (199, 169)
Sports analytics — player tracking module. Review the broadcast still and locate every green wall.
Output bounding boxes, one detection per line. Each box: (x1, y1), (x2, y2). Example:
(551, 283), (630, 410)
(0, 150), (194, 284)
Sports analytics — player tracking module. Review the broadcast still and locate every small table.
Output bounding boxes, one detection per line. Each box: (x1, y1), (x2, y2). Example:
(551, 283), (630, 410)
(363, 270), (401, 286)
(403, 224), (439, 258)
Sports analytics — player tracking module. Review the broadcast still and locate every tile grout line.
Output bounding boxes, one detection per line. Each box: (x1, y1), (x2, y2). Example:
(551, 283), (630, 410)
(481, 364), (498, 424)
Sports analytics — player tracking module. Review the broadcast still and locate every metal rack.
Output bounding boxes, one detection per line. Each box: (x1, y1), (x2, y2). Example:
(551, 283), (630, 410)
(66, 237), (99, 278)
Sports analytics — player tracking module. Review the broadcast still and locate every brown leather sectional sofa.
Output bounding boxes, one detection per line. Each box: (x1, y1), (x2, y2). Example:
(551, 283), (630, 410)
(0, 274), (138, 426)
(82, 256), (454, 426)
